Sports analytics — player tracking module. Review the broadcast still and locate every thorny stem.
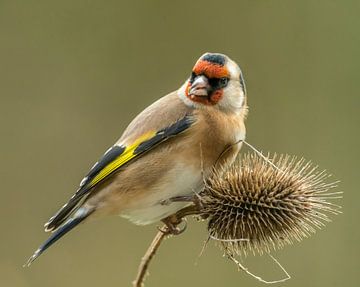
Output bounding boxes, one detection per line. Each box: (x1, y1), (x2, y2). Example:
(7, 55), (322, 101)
(132, 204), (200, 287)
(132, 225), (170, 287)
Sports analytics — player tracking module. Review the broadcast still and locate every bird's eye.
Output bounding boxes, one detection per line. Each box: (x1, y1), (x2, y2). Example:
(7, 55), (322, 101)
(219, 77), (229, 87)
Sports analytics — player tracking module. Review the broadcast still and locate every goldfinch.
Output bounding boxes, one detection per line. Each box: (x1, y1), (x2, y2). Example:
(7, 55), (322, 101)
(26, 52), (248, 265)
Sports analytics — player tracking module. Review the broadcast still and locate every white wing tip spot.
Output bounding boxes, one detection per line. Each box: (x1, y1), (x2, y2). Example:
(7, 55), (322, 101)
(80, 176), (88, 187)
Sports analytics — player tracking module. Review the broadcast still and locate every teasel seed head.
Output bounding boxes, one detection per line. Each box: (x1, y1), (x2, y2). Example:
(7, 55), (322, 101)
(199, 153), (342, 256)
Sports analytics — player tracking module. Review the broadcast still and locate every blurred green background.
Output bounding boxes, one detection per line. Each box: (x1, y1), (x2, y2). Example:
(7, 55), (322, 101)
(0, 0), (358, 286)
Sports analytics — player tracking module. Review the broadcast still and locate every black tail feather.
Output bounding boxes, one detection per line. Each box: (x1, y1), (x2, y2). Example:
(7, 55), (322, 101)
(44, 194), (85, 232)
(24, 208), (93, 267)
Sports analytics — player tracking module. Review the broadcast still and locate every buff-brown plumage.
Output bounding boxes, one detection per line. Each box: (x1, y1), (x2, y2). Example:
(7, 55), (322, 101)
(85, 91), (246, 224)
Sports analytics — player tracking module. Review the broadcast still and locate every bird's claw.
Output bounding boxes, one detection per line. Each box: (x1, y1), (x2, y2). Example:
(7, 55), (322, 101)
(161, 215), (187, 235)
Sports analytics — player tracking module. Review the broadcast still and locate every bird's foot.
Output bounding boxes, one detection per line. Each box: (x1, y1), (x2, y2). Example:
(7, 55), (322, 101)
(160, 215), (187, 235)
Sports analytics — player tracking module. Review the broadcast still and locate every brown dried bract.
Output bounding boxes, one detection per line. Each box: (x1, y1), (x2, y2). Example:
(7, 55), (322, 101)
(199, 153), (342, 256)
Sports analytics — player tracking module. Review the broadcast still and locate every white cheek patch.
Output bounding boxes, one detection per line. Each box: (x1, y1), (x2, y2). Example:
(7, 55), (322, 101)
(219, 84), (244, 113)
(227, 63), (238, 78)
(237, 89), (245, 108)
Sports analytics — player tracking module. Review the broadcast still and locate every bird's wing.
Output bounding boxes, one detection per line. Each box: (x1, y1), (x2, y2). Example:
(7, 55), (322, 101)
(82, 115), (194, 191)
(45, 113), (195, 231)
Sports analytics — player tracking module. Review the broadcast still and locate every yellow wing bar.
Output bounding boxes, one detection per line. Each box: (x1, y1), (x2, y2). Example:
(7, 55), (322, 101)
(81, 115), (194, 193)
(89, 131), (156, 187)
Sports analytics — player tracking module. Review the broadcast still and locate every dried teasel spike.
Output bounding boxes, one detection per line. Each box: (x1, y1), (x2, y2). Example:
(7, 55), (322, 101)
(198, 152), (342, 257)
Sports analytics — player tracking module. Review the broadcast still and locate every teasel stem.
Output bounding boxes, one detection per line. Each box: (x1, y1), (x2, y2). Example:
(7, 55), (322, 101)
(132, 225), (170, 287)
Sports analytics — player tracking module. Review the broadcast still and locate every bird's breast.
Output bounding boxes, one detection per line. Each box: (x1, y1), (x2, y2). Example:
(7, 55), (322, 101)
(120, 163), (202, 225)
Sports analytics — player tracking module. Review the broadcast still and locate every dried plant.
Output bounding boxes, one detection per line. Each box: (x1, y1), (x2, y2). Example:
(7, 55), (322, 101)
(199, 153), (342, 256)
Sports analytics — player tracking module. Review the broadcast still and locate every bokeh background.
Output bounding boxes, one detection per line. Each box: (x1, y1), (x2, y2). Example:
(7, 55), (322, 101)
(1, 1), (358, 286)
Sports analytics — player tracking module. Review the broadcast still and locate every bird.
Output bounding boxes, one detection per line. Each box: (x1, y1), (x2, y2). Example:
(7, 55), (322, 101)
(25, 52), (248, 266)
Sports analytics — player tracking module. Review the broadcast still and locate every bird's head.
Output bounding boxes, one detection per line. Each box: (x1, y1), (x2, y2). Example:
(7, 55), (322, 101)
(179, 53), (246, 113)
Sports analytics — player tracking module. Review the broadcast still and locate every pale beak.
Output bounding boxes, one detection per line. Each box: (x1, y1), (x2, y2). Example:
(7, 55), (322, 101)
(188, 75), (210, 97)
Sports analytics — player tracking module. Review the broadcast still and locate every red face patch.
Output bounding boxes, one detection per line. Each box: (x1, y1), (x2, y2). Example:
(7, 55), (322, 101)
(186, 60), (228, 105)
(192, 60), (229, 79)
